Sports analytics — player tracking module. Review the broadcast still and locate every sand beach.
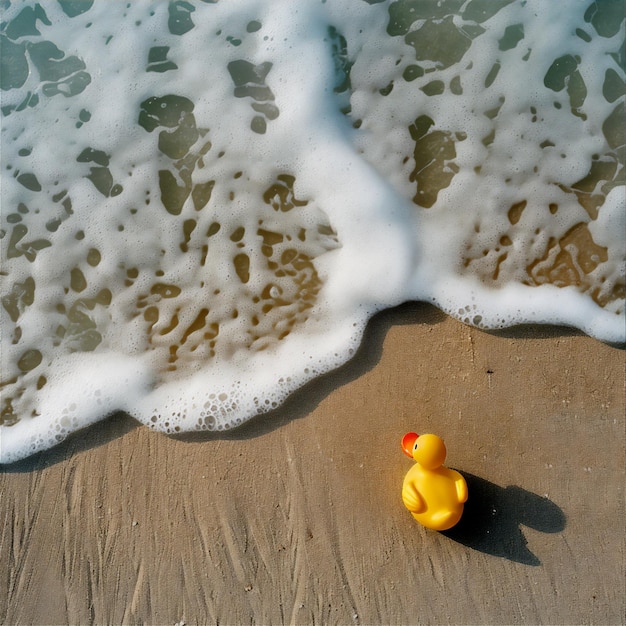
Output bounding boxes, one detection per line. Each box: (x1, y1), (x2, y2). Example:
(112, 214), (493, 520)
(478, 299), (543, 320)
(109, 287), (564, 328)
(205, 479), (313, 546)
(2, 0), (625, 623)
(2, 305), (624, 625)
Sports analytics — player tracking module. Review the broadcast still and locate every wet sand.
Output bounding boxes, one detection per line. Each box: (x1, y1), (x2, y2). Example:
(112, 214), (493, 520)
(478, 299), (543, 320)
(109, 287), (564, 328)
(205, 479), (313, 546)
(1, 303), (624, 625)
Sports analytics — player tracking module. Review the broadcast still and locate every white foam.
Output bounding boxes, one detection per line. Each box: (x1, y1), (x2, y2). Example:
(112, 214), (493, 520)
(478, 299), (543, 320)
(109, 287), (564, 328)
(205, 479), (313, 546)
(1, 0), (624, 462)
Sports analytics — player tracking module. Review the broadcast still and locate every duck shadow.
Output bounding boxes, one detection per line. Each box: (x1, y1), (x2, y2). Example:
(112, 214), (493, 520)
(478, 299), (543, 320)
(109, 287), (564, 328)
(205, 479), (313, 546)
(442, 472), (566, 566)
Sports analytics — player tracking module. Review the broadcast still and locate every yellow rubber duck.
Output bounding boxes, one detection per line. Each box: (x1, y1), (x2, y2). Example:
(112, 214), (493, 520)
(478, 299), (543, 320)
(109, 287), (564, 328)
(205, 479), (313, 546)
(401, 432), (468, 531)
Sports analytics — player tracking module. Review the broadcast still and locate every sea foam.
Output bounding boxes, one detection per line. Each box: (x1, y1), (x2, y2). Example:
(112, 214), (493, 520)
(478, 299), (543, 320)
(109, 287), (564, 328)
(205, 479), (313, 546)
(1, 0), (624, 463)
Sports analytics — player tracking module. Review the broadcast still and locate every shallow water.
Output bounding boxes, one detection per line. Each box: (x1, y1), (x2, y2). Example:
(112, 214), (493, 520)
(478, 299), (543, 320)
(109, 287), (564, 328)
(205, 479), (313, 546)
(1, 0), (624, 462)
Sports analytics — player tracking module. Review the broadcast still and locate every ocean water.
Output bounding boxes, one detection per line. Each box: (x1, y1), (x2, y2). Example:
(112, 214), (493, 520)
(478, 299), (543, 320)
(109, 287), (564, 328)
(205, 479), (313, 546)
(1, 0), (624, 463)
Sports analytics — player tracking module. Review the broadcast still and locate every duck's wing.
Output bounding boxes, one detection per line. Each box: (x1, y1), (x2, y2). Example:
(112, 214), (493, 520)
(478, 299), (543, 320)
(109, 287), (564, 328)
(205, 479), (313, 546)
(402, 481), (426, 513)
(454, 473), (468, 503)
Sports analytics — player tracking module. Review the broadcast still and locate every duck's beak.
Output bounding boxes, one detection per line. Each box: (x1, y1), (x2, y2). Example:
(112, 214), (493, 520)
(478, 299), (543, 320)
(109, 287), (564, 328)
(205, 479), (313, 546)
(401, 432), (419, 458)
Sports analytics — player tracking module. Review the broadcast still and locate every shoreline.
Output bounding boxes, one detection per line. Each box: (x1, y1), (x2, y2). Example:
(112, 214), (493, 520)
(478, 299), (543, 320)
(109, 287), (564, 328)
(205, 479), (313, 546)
(2, 306), (624, 624)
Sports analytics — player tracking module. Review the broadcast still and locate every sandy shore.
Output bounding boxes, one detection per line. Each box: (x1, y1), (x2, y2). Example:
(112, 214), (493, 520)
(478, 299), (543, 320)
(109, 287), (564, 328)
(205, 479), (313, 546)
(1, 303), (624, 625)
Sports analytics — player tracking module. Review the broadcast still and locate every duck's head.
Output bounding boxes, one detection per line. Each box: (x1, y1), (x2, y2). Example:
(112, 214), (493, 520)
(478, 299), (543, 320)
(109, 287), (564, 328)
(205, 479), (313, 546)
(402, 432), (447, 470)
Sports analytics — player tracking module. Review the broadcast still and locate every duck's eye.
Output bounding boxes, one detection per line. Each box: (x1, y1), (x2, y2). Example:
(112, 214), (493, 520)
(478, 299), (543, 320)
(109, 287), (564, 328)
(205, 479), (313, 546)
(413, 442), (419, 451)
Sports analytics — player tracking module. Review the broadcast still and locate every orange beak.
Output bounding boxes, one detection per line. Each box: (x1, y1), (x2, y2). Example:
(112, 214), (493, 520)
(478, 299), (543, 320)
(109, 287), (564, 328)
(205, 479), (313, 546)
(402, 432), (419, 458)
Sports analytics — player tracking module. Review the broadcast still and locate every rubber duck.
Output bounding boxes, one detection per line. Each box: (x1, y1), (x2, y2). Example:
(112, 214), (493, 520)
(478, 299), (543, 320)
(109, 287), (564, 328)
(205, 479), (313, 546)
(401, 432), (468, 531)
